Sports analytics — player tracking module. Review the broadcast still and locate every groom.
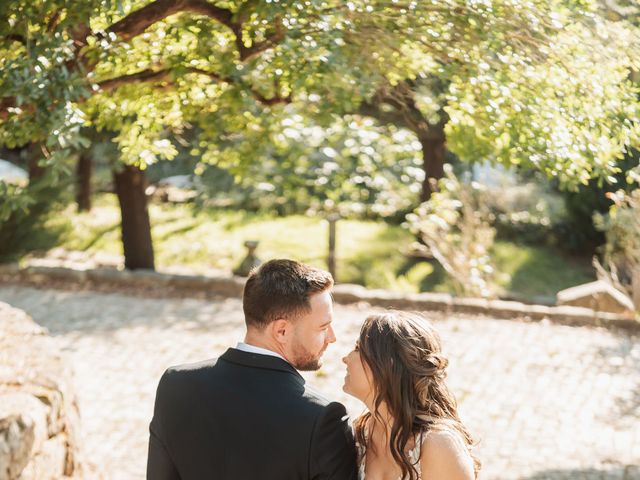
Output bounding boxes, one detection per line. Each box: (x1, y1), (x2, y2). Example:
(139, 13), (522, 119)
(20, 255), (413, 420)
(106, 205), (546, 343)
(146, 259), (358, 479)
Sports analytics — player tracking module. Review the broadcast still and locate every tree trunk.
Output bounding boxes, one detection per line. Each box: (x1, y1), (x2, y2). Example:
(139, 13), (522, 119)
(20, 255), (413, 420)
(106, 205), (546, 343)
(113, 164), (155, 270)
(417, 125), (446, 203)
(633, 263), (640, 314)
(76, 152), (92, 212)
(327, 214), (339, 282)
(27, 143), (45, 182)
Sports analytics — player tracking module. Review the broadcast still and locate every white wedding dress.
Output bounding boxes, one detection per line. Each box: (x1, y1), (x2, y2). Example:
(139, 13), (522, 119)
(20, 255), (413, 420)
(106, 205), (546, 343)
(356, 427), (468, 480)
(356, 430), (426, 480)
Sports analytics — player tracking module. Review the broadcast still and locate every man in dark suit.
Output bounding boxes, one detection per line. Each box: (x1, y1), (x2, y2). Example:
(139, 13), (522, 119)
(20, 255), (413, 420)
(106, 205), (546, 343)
(147, 259), (358, 479)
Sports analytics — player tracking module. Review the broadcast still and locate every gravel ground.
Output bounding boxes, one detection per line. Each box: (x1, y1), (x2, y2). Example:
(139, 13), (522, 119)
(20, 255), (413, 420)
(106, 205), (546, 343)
(1, 284), (638, 480)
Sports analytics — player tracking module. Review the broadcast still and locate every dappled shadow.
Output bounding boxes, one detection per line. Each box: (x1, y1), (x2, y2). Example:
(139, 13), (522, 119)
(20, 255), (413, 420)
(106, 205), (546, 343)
(593, 339), (640, 427)
(616, 386), (640, 422)
(0, 211), (71, 262)
(80, 221), (120, 250)
(518, 465), (639, 480)
(153, 219), (200, 242)
(503, 246), (594, 303)
(417, 259), (447, 292)
(0, 285), (244, 338)
(338, 225), (416, 287)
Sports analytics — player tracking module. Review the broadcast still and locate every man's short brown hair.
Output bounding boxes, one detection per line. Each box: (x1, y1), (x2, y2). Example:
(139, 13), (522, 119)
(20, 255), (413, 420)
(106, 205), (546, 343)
(242, 259), (334, 329)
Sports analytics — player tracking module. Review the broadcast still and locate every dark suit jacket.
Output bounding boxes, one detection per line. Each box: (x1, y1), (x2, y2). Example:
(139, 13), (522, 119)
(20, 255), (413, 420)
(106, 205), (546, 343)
(147, 348), (358, 480)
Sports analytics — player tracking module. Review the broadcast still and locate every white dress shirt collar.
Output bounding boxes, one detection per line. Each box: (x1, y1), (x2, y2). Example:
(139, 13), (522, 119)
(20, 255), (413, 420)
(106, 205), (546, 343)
(236, 341), (288, 363)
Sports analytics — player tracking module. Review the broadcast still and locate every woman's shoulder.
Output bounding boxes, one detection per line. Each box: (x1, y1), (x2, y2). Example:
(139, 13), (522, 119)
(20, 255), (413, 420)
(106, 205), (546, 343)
(419, 428), (475, 480)
(423, 428), (466, 452)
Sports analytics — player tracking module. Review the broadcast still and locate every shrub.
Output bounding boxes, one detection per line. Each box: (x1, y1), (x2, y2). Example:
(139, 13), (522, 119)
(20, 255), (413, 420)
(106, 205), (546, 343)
(593, 189), (640, 311)
(405, 165), (500, 298)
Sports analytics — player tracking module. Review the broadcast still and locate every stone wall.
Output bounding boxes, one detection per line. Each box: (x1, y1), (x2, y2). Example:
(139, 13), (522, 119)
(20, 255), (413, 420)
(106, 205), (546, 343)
(1, 262), (638, 332)
(0, 302), (82, 480)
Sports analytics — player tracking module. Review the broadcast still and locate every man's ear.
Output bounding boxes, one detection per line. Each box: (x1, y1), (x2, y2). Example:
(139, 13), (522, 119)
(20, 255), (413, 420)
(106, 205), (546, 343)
(270, 318), (291, 345)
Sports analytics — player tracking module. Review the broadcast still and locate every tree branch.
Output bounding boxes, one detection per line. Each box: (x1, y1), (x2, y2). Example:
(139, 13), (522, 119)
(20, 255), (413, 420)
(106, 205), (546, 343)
(47, 11), (62, 33)
(97, 68), (172, 91)
(107, 0), (234, 42)
(250, 89), (292, 106)
(0, 97), (17, 120)
(96, 66), (291, 106)
(234, 0), (260, 24)
(104, 0), (283, 70)
(187, 67), (292, 105)
(5, 34), (27, 45)
(186, 66), (233, 83)
(356, 82), (423, 132)
(237, 16), (285, 61)
(184, 0), (234, 25)
(357, 101), (413, 131)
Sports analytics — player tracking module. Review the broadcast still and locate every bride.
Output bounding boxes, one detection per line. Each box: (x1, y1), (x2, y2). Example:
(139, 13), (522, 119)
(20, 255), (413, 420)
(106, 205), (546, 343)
(342, 311), (480, 480)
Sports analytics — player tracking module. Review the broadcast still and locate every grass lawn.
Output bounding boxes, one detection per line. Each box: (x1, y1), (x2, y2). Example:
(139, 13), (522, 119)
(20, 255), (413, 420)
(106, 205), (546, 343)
(31, 194), (594, 302)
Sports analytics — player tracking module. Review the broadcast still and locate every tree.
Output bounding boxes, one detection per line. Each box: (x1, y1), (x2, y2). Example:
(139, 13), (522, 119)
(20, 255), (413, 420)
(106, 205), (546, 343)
(0, 0), (441, 268)
(196, 114), (425, 219)
(349, 1), (640, 200)
(2, 0), (639, 270)
(0, 1), (351, 267)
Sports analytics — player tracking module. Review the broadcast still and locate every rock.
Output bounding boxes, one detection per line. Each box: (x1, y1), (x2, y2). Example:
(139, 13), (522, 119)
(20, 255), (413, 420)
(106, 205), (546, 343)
(557, 280), (635, 316)
(0, 414), (34, 480)
(0, 302), (82, 479)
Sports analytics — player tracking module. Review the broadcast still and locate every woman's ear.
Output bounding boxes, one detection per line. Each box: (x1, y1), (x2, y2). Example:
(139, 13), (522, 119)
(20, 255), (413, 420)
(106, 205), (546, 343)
(270, 318), (291, 345)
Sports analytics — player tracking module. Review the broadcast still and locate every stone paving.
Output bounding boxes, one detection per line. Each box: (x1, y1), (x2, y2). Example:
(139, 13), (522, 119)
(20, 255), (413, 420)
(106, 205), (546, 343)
(0, 284), (638, 480)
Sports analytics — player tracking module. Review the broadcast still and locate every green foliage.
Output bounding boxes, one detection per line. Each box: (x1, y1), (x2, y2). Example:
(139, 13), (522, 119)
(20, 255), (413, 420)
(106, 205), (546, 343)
(0, 174), (73, 261)
(405, 165), (500, 298)
(0, 1), (91, 148)
(594, 189), (640, 298)
(3, 0), (639, 188)
(23, 193), (593, 299)
(0, 182), (34, 223)
(194, 115), (423, 219)
(2, 0), (640, 267)
(491, 241), (594, 302)
(443, 15), (640, 190)
(489, 179), (566, 247)
(555, 152), (639, 253)
(596, 189), (640, 263)
(353, 1), (640, 190)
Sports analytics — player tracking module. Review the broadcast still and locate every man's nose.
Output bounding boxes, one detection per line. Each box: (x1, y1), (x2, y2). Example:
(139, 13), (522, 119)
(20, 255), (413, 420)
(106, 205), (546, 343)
(328, 325), (336, 343)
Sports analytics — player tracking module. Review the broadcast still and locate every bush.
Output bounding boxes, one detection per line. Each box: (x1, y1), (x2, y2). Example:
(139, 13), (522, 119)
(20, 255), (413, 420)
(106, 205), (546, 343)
(554, 153), (639, 254)
(593, 189), (640, 309)
(0, 175), (73, 261)
(405, 165), (500, 298)
(486, 181), (566, 247)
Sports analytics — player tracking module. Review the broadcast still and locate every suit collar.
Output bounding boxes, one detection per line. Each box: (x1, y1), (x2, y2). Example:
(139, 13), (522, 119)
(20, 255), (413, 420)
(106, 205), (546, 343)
(220, 348), (305, 384)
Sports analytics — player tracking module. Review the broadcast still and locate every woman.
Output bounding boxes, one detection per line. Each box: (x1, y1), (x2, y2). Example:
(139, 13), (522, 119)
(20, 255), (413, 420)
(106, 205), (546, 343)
(342, 311), (479, 480)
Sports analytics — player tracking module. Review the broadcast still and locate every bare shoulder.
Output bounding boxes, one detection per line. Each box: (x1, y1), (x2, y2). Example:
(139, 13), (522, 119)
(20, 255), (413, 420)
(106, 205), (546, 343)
(420, 429), (475, 480)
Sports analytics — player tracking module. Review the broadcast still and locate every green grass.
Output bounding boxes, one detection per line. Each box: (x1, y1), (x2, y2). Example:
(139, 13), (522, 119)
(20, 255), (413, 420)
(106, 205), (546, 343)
(492, 241), (595, 303)
(32, 194), (594, 301)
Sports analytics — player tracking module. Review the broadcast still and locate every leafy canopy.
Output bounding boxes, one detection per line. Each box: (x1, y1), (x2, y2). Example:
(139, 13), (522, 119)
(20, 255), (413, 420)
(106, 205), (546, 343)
(1, 0), (639, 194)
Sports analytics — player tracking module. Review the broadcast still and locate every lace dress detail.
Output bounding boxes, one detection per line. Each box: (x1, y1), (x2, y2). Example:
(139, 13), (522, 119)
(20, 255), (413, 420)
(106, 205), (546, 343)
(356, 430), (425, 480)
(356, 427), (468, 480)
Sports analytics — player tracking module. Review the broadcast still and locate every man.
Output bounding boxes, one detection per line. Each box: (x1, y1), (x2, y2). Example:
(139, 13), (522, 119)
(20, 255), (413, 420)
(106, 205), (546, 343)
(147, 259), (358, 479)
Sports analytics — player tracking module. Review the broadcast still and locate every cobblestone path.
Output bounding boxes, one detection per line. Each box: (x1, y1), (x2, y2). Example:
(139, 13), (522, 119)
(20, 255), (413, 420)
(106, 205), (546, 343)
(1, 285), (638, 480)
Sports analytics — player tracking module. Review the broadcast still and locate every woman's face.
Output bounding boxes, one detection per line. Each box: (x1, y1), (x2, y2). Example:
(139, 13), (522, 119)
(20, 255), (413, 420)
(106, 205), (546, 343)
(342, 340), (374, 403)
